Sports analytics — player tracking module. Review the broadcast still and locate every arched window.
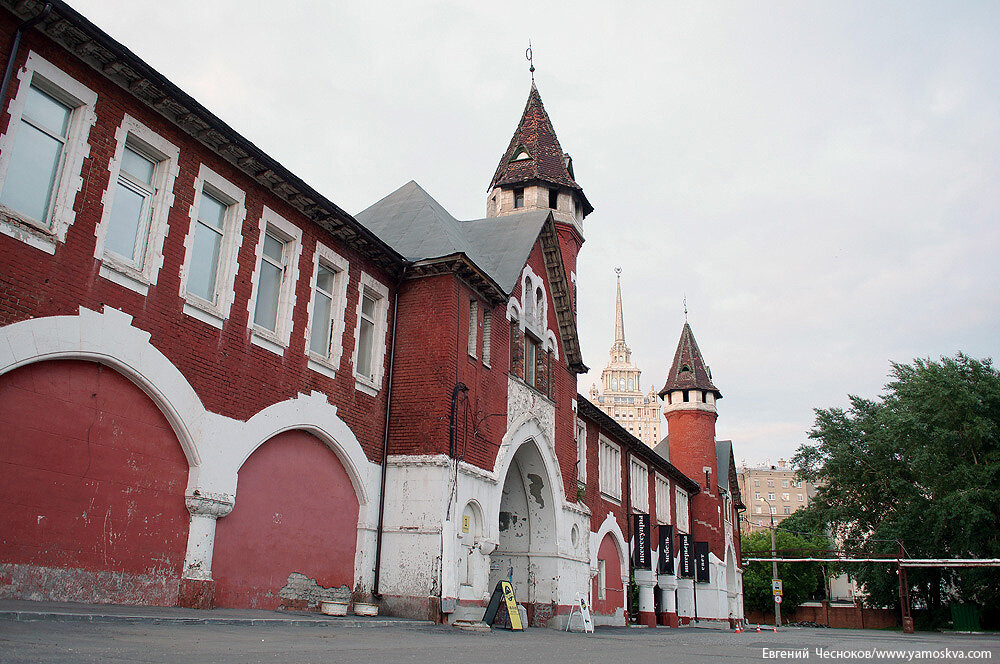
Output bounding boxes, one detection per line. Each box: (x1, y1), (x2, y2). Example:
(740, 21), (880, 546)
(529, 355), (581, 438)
(534, 287), (543, 325)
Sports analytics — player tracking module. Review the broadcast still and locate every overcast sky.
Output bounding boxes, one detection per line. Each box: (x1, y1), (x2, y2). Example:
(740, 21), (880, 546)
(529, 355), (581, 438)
(69, 0), (1000, 465)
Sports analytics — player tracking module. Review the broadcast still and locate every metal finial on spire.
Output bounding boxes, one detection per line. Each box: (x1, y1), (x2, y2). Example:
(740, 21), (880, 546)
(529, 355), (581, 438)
(683, 295), (688, 322)
(526, 41), (535, 82)
(614, 267), (625, 343)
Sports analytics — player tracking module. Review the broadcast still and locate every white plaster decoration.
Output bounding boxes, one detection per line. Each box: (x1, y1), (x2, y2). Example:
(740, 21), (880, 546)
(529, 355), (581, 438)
(505, 298), (522, 322)
(635, 568), (657, 615)
(246, 206), (303, 351)
(93, 114), (180, 289)
(303, 242), (350, 374)
(351, 271), (390, 393)
(0, 306), (205, 468)
(507, 375), (555, 445)
(590, 512), (628, 587)
(178, 164), (246, 324)
(181, 494), (235, 581)
(0, 51), (97, 252)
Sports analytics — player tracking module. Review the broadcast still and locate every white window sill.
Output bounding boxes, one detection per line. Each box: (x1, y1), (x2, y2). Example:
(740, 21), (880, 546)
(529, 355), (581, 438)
(308, 356), (337, 379)
(182, 300), (225, 330)
(99, 263), (149, 296)
(354, 377), (379, 397)
(0, 213), (57, 254)
(250, 329), (286, 356)
(600, 491), (622, 506)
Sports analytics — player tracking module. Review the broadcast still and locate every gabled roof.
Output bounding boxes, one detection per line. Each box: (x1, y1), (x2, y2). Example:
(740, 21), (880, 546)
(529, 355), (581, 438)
(488, 84), (593, 217)
(356, 181), (587, 373)
(717, 440), (744, 509)
(658, 323), (721, 398)
(355, 181), (546, 295)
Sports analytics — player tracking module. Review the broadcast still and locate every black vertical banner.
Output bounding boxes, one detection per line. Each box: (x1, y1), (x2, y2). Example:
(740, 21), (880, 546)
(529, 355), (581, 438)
(678, 533), (694, 578)
(632, 513), (651, 570)
(658, 524), (674, 575)
(695, 541), (710, 583)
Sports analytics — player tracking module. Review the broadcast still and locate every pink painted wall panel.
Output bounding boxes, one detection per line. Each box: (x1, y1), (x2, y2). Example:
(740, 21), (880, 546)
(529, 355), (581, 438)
(593, 533), (624, 617)
(212, 429), (360, 609)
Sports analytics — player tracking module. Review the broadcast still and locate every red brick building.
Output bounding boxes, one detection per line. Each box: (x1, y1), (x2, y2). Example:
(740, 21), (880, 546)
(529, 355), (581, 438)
(0, 0), (741, 627)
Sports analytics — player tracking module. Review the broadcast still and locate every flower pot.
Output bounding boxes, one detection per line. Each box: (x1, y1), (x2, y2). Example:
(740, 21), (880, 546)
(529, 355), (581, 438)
(320, 601), (349, 616)
(353, 602), (378, 616)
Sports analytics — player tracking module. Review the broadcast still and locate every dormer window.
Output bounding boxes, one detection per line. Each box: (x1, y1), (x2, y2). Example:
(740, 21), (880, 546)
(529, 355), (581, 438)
(514, 187), (524, 209)
(512, 146), (531, 161)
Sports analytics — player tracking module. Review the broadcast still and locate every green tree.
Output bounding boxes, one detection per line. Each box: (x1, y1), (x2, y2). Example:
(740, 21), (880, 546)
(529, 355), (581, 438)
(793, 353), (1000, 610)
(741, 528), (831, 614)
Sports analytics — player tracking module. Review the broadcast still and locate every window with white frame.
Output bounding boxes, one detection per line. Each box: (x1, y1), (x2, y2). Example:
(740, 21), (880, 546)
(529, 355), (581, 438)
(352, 272), (390, 393)
(179, 165), (245, 325)
(655, 474), (671, 525)
(0, 52), (97, 253)
(630, 458), (648, 513)
(675, 487), (690, 533)
(305, 243), (349, 374)
(798, 493), (804, 502)
(575, 418), (587, 484)
(468, 299), (478, 357)
(247, 207), (301, 352)
(598, 436), (621, 500)
(95, 115), (179, 293)
(768, 492), (775, 501)
(482, 309), (492, 366)
(597, 559), (606, 600)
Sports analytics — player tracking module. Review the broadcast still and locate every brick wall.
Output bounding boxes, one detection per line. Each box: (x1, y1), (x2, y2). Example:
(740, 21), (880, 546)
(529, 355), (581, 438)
(0, 13), (397, 463)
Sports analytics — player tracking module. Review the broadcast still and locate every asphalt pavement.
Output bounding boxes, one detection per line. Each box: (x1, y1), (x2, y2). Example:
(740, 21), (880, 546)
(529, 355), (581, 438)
(1, 600), (998, 664)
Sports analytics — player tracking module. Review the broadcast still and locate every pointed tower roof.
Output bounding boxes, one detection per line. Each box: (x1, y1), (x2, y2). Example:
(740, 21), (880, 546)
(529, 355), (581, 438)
(658, 323), (721, 398)
(489, 83), (594, 216)
(614, 273), (625, 343)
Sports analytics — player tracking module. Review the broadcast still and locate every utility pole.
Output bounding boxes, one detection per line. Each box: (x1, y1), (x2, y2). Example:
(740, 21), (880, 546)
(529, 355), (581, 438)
(764, 497), (781, 627)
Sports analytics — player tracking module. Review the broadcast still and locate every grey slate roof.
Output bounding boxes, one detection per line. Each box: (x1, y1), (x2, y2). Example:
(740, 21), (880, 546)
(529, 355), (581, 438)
(355, 180), (549, 294)
(653, 436), (670, 462)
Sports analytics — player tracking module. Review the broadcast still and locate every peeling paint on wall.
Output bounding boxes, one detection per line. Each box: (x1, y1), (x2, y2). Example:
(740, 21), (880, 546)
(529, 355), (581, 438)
(526, 473), (545, 508)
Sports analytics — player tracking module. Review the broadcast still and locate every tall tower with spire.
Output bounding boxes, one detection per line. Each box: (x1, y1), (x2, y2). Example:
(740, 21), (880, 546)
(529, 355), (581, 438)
(486, 82), (593, 293)
(589, 271), (661, 447)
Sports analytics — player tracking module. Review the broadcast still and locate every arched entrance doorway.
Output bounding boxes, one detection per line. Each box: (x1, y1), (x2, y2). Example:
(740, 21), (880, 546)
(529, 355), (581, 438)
(212, 429), (359, 609)
(490, 440), (557, 625)
(593, 532), (625, 618)
(0, 360), (190, 605)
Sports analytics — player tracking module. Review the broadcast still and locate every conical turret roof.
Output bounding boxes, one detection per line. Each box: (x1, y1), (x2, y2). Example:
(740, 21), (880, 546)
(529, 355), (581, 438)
(489, 83), (593, 216)
(658, 323), (721, 398)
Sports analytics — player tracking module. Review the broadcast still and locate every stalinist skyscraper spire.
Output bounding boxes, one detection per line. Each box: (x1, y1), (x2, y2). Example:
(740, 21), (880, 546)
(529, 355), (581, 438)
(588, 270), (662, 448)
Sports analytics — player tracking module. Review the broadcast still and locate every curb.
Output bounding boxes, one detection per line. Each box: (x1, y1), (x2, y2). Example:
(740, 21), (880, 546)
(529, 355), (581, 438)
(0, 610), (433, 628)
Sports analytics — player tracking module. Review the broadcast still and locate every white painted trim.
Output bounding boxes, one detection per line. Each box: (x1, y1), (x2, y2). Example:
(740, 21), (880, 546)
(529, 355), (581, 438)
(0, 307), (204, 469)
(592, 512), (629, 586)
(351, 270), (389, 392)
(0, 51), (97, 250)
(246, 206), (302, 348)
(178, 164), (246, 321)
(489, 416), (566, 545)
(93, 114), (179, 289)
(303, 242), (349, 372)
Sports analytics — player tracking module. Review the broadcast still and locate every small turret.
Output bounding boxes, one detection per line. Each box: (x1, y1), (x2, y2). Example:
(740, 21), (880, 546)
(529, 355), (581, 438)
(486, 83), (593, 237)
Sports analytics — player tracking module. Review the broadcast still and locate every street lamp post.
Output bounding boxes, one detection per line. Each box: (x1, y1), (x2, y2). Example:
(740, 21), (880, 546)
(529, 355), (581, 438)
(763, 497), (781, 628)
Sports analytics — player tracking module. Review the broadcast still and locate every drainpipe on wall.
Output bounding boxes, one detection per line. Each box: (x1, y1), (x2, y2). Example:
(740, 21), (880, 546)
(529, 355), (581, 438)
(0, 3), (52, 114)
(373, 272), (404, 600)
